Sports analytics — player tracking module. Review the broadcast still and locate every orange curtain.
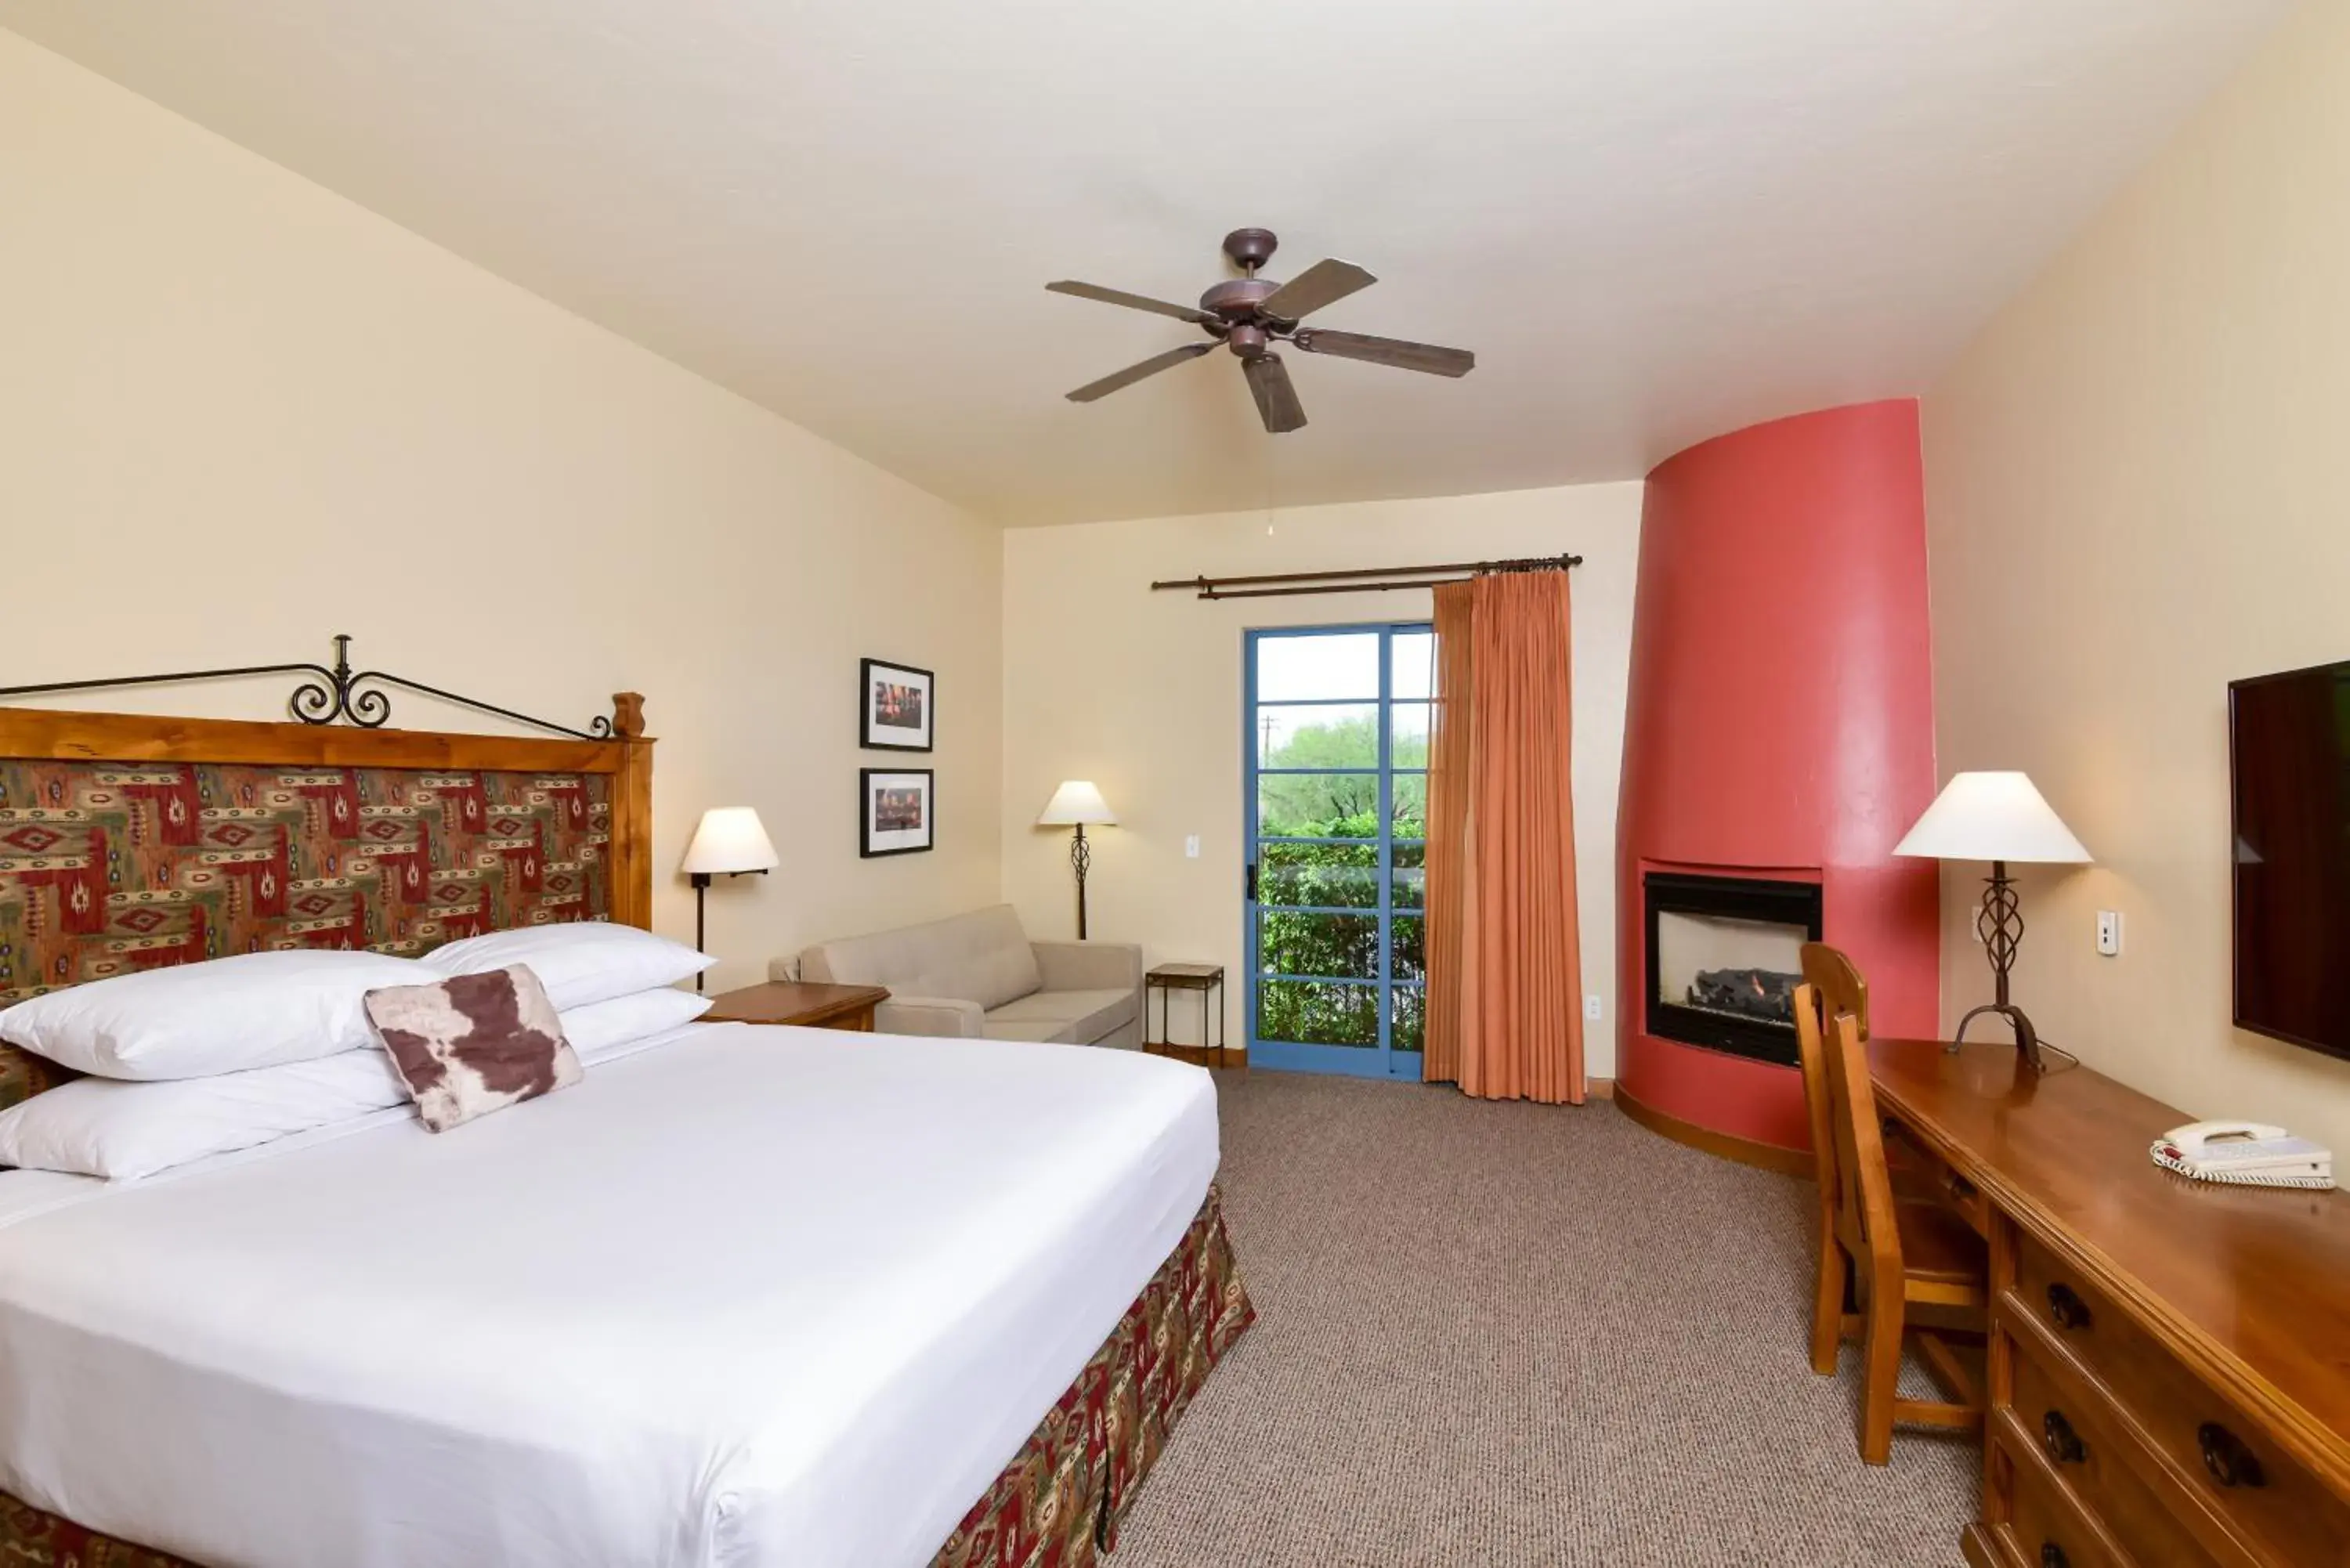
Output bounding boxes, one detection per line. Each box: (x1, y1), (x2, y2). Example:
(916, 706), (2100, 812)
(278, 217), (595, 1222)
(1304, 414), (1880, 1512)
(1422, 583), (1474, 1085)
(1422, 570), (1585, 1104)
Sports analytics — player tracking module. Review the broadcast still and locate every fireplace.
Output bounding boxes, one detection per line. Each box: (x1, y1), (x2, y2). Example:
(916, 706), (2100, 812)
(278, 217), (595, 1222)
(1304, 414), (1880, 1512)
(1643, 872), (1823, 1068)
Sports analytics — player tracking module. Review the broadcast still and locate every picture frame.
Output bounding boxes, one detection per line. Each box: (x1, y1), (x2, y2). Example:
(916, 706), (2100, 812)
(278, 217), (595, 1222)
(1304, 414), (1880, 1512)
(860, 768), (935, 858)
(860, 657), (934, 753)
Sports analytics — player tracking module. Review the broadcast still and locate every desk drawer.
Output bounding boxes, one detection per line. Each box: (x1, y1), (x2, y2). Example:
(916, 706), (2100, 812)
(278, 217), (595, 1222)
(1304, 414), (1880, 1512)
(1882, 1122), (1993, 1233)
(1997, 1428), (2125, 1568)
(2012, 1234), (2350, 1566)
(2010, 1346), (2221, 1568)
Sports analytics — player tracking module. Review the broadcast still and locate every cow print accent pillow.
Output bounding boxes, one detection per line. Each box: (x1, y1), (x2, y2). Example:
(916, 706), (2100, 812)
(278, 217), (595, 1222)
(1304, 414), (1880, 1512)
(363, 964), (583, 1133)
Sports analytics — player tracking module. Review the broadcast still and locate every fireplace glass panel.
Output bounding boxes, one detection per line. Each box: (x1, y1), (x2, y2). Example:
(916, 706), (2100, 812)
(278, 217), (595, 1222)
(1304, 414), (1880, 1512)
(1654, 911), (1803, 1031)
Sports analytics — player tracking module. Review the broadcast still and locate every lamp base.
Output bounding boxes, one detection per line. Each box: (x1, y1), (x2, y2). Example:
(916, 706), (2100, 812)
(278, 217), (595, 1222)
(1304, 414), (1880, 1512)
(1952, 1000), (2044, 1075)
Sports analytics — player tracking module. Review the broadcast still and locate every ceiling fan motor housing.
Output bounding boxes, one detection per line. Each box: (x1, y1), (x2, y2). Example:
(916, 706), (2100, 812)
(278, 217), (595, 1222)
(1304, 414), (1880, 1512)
(1202, 276), (1281, 322)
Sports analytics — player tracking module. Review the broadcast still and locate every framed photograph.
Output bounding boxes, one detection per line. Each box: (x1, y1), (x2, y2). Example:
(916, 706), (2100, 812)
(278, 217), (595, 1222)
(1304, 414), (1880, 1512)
(860, 658), (934, 753)
(860, 768), (935, 858)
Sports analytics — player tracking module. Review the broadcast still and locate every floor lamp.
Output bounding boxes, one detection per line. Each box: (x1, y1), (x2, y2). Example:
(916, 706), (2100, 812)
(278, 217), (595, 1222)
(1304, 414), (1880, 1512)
(682, 807), (779, 990)
(1037, 781), (1116, 941)
(1894, 771), (2091, 1073)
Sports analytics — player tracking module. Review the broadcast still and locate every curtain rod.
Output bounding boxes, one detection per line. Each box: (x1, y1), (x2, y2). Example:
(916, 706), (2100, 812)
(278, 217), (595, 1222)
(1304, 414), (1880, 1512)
(1149, 553), (1582, 602)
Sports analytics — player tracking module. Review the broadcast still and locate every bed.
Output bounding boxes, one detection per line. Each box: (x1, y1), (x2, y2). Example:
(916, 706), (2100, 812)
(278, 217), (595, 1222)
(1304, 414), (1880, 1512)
(0, 676), (1252, 1567)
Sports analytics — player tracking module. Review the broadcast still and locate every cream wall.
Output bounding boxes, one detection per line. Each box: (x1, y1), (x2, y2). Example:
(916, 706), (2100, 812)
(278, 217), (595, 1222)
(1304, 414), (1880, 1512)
(1000, 486), (1643, 1078)
(0, 31), (1003, 992)
(1923, 0), (2350, 1152)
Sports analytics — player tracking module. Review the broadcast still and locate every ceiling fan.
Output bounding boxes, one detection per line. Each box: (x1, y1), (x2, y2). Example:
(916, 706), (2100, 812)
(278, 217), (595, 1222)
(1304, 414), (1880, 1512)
(1047, 228), (1475, 434)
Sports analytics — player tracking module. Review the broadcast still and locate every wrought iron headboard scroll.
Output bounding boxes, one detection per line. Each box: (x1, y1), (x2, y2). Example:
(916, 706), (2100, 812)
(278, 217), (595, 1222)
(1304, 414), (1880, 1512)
(0, 635), (616, 740)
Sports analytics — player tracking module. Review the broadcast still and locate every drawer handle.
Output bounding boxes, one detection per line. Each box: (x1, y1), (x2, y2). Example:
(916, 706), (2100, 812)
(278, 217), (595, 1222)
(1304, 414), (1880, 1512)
(2040, 1544), (2068, 1568)
(2045, 1281), (2093, 1332)
(2198, 1422), (2267, 1490)
(2041, 1409), (2087, 1466)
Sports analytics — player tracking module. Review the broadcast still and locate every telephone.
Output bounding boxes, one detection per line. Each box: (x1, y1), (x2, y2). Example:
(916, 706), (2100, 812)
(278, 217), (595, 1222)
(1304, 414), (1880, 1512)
(2150, 1122), (2335, 1190)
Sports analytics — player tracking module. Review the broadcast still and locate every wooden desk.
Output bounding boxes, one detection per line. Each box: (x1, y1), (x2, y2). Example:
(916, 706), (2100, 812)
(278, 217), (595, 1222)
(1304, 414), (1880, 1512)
(1870, 1038), (2350, 1568)
(703, 981), (889, 1031)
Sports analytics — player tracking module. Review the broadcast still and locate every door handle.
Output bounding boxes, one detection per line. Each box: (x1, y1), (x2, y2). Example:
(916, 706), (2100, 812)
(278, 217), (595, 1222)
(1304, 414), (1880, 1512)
(1245, 863), (1258, 901)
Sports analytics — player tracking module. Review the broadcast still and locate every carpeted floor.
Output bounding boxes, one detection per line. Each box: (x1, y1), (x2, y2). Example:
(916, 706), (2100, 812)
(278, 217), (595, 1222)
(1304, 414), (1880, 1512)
(1111, 1069), (1977, 1567)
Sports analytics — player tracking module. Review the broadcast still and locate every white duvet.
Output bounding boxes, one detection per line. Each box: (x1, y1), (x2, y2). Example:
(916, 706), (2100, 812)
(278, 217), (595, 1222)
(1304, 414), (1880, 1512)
(0, 1023), (1222, 1567)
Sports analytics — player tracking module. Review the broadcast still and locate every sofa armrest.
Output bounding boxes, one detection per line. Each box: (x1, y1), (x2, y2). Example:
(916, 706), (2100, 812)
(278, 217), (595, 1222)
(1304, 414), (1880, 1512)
(1031, 940), (1144, 994)
(876, 995), (985, 1038)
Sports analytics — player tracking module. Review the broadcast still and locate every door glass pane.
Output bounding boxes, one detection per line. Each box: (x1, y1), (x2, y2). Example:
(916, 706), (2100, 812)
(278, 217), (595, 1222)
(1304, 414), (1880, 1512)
(1390, 986), (1426, 1053)
(1391, 773), (1427, 836)
(1392, 630), (1435, 701)
(1260, 773), (1380, 838)
(1393, 914), (1426, 984)
(1258, 980), (1379, 1046)
(1391, 841), (1425, 909)
(1257, 634), (1379, 702)
(1392, 702), (1430, 768)
(1258, 703), (1379, 770)
(1261, 840), (1378, 909)
(1259, 910), (1379, 980)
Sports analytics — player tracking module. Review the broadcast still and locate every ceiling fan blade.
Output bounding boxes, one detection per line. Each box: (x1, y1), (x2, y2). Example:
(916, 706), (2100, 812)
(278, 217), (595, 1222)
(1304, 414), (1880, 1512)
(1294, 328), (1475, 378)
(1046, 280), (1213, 325)
(1065, 342), (1216, 403)
(1259, 258), (1376, 322)
(1243, 353), (1307, 434)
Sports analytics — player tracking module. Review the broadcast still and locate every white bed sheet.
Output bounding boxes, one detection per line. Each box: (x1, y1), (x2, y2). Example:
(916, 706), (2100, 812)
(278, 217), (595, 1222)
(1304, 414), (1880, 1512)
(0, 1022), (1222, 1567)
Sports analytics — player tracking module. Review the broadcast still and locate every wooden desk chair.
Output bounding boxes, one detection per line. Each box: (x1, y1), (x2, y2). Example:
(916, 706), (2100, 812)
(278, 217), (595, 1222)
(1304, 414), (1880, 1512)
(1798, 942), (1871, 1375)
(1797, 991), (1989, 1464)
(1795, 943), (1940, 1365)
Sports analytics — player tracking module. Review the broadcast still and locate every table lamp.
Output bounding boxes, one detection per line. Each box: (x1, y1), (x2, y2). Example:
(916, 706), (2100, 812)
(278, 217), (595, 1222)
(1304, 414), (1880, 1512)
(1037, 781), (1115, 940)
(1894, 771), (2091, 1072)
(682, 807), (779, 990)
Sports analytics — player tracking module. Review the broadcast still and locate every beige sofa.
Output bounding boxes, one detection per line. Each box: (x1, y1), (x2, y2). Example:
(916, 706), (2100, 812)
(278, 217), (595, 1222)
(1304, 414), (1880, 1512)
(785, 904), (1142, 1048)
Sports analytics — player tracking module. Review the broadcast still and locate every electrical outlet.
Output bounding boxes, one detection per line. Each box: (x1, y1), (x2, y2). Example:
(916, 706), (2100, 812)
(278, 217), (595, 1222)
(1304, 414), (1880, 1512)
(1584, 994), (1603, 1021)
(2096, 910), (2123, 957)
(1184, 835), (1200, 859)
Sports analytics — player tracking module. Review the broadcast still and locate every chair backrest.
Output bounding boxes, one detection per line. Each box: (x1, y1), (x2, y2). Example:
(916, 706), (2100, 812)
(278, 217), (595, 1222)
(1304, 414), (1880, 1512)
(1822, 1007), (1903, 1275)
(1800, 941), (1869, 1042)
(1792, 981), (1841, 1200)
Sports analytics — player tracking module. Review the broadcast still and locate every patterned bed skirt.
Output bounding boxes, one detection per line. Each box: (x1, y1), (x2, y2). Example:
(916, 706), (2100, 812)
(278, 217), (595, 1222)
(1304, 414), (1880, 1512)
(930, 1184), (1256, 1568)
(0, 1186), (1255, 1568)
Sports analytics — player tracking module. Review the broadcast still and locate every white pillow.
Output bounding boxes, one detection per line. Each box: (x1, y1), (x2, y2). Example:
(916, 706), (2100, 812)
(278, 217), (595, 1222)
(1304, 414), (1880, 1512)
(0, 988), (715, 1182)
(0, 950), (435, 1082)
(422, 923), (713, 1010)
(562, 988), (713, 1064)
(0, 1050), (410, 1180)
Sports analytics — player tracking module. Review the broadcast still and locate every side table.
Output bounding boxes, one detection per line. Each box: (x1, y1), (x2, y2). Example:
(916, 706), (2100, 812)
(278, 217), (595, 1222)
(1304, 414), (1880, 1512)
(1144, 963), (1232, 1068)
(703, 981), (891, 1031)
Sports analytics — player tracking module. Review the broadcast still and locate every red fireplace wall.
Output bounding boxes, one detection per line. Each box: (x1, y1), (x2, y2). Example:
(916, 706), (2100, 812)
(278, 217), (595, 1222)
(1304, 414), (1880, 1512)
(1617, 399), (1940, 1153)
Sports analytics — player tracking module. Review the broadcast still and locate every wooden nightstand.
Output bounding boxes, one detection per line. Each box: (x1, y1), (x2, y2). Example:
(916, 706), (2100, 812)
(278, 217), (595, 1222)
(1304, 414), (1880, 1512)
(703, 981), (890, 1031)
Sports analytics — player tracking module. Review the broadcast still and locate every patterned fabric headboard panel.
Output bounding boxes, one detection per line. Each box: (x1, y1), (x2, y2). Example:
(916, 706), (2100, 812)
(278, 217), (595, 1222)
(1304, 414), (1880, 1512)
(0, 759), (613, 1004)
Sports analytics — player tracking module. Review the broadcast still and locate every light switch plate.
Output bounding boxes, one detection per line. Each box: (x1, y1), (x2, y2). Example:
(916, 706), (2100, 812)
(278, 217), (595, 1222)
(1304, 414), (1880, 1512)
(1584, 994), (1603, 1021)
(1184, 835), (1200, 859)
(2096, 909), (2123, 957)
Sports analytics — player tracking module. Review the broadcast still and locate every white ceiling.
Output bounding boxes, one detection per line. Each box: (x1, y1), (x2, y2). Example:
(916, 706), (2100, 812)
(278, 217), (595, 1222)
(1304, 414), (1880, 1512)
(2, 0), (2289, 526)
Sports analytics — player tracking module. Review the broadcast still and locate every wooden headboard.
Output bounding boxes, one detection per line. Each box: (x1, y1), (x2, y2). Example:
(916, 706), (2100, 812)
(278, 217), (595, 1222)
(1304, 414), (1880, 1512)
(0, 695), (653, 1005)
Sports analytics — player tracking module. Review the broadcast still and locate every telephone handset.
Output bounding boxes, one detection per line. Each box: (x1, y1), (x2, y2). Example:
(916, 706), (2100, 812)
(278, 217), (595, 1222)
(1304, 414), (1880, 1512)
(2151, 1121), (2335, 1189)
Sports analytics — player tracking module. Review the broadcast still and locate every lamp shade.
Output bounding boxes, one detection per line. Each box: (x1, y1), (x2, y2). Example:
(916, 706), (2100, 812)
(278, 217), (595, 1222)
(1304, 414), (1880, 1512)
(681, 807), (779, 875)
(1037, 780), (1116, 826)
(1893, 771), (2091, 865)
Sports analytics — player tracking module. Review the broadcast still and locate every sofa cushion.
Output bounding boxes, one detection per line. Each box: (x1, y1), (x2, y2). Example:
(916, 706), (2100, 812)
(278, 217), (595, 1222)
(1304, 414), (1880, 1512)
(981, 987), (1137, 1046)
(799, 905), (1042, 1012)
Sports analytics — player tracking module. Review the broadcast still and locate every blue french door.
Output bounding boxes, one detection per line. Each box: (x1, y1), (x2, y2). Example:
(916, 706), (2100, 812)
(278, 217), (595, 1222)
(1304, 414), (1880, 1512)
(1245, 623), (1430, 1078)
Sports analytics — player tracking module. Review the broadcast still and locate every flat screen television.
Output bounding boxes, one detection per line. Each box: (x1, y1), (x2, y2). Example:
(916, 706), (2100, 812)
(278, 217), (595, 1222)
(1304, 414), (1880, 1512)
(2230, 658), (2350, 1060)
